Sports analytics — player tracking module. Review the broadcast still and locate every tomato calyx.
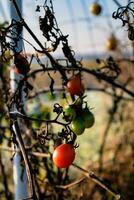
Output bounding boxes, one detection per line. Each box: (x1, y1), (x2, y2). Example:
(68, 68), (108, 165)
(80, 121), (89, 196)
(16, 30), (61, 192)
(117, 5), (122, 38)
(63, 105), (76, 122)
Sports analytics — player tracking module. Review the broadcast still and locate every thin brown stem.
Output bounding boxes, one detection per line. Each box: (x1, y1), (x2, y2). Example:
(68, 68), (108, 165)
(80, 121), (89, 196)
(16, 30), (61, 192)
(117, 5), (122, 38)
(28, 67), (134, 98)
(13, 120), (38, 200)
(28, 85), (134, 101)
(0, 146), (50, 158)
(72, 163), (121, 200)
(10, 111), (70, 126)
(55, 177), (86, 189)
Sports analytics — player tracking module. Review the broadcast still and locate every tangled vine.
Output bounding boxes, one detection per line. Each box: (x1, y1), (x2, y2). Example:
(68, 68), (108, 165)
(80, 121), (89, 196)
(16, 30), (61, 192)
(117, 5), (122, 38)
(0, 0), (134, 200)
(113, 1), (134, 40)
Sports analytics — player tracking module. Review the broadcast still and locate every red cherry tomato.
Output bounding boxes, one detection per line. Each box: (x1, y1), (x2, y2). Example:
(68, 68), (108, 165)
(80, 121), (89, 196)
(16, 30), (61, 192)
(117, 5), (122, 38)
(67, 74), (84, 96)
(53, 144), (75, 168)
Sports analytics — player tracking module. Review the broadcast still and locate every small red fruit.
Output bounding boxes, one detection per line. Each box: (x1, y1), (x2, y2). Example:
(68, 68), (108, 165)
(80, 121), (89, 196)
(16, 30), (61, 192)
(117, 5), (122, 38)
(53, 144), (75, 168)
(67, 74), (84, 96)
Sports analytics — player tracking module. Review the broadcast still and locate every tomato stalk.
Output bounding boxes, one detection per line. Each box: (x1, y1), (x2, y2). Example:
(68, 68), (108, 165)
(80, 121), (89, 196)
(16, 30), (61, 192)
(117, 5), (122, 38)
(10, 1), (37, 199)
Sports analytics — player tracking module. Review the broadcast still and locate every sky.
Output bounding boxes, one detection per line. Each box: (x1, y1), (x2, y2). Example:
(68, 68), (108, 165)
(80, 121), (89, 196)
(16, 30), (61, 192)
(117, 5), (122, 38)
(0, 0), (132, 58)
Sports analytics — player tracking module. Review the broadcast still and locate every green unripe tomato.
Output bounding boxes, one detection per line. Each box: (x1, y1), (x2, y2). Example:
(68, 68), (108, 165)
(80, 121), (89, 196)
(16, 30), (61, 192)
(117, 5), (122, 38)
(71, 117), (85, 135)
(64, 106), (76, 122)
(82, 108), (95, 128)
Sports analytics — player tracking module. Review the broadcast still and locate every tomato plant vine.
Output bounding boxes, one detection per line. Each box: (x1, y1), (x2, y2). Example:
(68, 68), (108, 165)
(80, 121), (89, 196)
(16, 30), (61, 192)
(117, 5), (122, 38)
(0, 0), (134, 200)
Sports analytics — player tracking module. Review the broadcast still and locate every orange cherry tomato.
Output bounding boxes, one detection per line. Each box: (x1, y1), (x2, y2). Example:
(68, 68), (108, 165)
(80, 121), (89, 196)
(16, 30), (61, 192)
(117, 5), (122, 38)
(90, 3), (102, 16)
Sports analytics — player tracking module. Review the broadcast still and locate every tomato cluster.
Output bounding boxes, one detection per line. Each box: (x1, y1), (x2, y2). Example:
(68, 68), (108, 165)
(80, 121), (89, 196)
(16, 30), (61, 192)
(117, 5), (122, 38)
(53, 103), (95, 168)
(65, 74), (95, 135)
(53, 74), (95, 168)
(65, 103), (95, 135)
